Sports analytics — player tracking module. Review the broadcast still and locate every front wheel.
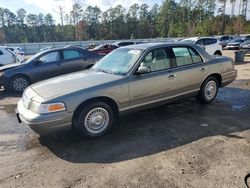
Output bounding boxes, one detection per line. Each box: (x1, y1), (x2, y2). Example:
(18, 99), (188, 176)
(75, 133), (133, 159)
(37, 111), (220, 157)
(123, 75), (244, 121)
(73, 102), (114, 138)
(197, 77), (219, 104)
(9, 75), (30, 93)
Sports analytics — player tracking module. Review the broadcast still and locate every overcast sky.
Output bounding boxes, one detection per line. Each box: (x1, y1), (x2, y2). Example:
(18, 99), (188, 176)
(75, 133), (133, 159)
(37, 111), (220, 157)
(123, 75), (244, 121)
(0, 0), (249, 23)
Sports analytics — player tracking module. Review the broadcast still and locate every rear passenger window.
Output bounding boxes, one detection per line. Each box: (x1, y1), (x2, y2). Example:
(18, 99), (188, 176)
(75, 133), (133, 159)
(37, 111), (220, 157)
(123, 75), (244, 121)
(189, 48), (203, 63)
(205, 39), (217, 45)
(195, 39), (204, 46)
(63, 50), (83, 60)
(173, 47), (193, 66)
(172, 47), (202, 66)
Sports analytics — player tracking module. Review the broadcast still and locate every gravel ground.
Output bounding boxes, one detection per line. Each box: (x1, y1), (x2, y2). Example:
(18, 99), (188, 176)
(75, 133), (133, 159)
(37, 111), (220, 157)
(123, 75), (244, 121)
(0, 50), (250, 188)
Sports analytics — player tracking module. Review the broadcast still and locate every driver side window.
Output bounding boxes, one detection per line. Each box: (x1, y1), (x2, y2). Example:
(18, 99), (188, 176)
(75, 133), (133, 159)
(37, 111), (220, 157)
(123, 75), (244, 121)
(39, 51), (60, 63)
(141, 48), (171, 72)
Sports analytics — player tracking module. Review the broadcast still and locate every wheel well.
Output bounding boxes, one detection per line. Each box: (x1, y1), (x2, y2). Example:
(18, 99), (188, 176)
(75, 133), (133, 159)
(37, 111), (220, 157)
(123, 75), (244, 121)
(73, 97), (119, 120)
(10, 74), (32, 84)
(206, 73), (222, 86)
(214, 50), (222, 55)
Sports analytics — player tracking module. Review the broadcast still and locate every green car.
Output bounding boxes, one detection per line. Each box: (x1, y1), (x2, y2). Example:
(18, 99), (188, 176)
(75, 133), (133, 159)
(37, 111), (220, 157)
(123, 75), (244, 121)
(16, 43), (237, 137)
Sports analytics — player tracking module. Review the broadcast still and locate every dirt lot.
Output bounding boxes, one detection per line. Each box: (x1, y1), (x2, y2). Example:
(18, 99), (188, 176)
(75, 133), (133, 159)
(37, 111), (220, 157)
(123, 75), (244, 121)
(0, 50), (250, 188)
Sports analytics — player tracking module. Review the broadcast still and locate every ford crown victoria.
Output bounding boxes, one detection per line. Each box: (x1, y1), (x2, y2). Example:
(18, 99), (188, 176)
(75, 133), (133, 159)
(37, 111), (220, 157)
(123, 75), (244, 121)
(16, 43), (237, 137)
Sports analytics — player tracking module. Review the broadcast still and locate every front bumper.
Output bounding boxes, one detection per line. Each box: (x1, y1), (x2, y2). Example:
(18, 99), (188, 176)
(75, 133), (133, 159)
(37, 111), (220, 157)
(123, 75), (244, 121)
(16, 100), (73, 135)
(0, 75), (8, 88)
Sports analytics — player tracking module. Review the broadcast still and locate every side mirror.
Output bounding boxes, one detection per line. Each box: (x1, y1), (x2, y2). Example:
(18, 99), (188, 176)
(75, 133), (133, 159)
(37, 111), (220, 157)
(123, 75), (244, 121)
(136, 65), (150, 75)
(33, 59), (43, 65)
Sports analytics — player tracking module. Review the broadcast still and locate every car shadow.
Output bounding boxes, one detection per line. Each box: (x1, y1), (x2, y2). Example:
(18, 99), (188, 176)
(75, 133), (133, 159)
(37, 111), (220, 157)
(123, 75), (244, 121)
(39, 82), (250, 164)
(0, 89), (22, 100)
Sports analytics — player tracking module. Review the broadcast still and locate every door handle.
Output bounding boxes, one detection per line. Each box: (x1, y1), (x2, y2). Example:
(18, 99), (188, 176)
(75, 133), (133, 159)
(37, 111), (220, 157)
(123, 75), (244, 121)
(168, 74), (176, 80)
(200, 67), (207, 72)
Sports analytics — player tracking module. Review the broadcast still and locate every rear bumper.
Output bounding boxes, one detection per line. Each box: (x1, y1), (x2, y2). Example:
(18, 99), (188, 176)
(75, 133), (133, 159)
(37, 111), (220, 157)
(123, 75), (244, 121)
(16, 100), (73, 135)
(221, 69), (237, 87)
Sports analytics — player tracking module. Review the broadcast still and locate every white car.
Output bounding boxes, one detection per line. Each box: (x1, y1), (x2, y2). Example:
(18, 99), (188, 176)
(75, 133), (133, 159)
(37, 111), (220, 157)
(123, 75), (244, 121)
(181, 37), (222, 56)
(0, 47), (16, 66)
(216, 35), (235, 48)
(1, 46), (25, 63)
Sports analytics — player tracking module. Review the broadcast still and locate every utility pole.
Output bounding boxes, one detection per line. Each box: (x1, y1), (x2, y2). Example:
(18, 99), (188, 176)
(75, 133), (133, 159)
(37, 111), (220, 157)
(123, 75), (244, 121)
(57, 5), (65, 40)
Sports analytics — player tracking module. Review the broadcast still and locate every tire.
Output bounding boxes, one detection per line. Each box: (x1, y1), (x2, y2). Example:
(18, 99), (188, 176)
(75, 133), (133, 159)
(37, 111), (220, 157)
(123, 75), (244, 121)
(73, 102), (114, 138)
(9, 75), (30, 93)
(197, 77), (219, 104)
(214, 51), (222, 56)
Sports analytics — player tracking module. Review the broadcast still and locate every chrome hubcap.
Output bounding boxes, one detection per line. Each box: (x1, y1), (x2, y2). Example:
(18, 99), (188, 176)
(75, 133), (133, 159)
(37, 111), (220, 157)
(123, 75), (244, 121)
(205, 80), (217, 100)
(13, 77), (28, 92)
(84, 107), (109, 134)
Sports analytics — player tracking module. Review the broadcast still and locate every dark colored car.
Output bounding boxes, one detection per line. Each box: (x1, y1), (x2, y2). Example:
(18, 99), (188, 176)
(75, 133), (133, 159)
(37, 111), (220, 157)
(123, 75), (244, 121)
(239, 41), (250, 50)
(0, 47), (103, 93)
(113, 41), (136, 47)
(225, 39), (245, 50)
(90, 44), (118, 55)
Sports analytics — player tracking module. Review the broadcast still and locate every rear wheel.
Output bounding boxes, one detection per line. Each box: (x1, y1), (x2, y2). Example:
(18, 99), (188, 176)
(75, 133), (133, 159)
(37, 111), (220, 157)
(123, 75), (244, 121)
(9, 75), (30, 93)
(197, 77), (218, 104)
(73, 102), (114, 138)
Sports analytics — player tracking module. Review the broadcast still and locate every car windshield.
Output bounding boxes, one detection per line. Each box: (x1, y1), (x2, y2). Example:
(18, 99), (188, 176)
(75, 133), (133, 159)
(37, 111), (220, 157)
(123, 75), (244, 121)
(92, 48), (143, 75)
(22, 51), (44, 64)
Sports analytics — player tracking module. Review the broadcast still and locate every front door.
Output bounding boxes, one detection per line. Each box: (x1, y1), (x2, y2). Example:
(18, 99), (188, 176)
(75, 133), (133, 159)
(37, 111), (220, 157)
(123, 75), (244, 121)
(128, 47), (176, 111)
(30, 50), (62, 82)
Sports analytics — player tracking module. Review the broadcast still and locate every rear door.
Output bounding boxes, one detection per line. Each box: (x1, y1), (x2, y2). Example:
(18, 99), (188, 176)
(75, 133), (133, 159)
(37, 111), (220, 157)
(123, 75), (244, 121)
(60, 49), (90, 74)
(168, 46), (207, 95)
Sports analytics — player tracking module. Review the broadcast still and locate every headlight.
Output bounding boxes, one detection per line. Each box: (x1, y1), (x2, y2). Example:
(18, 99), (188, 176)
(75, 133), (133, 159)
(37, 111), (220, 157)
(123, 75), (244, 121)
(29, 101), (66, 114)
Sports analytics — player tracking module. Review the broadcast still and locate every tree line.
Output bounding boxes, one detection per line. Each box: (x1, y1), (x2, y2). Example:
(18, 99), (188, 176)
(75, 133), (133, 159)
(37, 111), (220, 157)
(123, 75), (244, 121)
(0, 0), (249, 43)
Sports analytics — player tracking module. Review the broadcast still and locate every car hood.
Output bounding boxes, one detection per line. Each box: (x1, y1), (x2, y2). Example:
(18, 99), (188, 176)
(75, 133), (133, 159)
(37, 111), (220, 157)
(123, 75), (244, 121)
(30, 70), (124, 99)
(0, 63), (23, 72)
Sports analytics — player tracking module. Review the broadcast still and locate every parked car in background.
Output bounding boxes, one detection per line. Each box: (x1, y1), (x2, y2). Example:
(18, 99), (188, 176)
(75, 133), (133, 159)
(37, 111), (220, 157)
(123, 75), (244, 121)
(225, 38), (245, 50)
(16, 43), (237, 137)
(64, 44), (84, 48)
(39, 46), (54, 52)
(113, 41), (136, 47)
(216, 35), (235, 48)
(0, 47), (103, 93)
(180, 37), (222, 55)
(4, 46), (25, 63)
(0, 47), (16, 66)
(240, 34), (250, 41)
(86, 43), (99, 49)
(239, 40), (250, 50)
(89, 44), (118, 55)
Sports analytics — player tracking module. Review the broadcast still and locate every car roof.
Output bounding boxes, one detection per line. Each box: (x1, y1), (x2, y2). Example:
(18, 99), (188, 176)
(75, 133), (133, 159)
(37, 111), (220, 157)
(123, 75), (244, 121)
(119, 42), (199, 50)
